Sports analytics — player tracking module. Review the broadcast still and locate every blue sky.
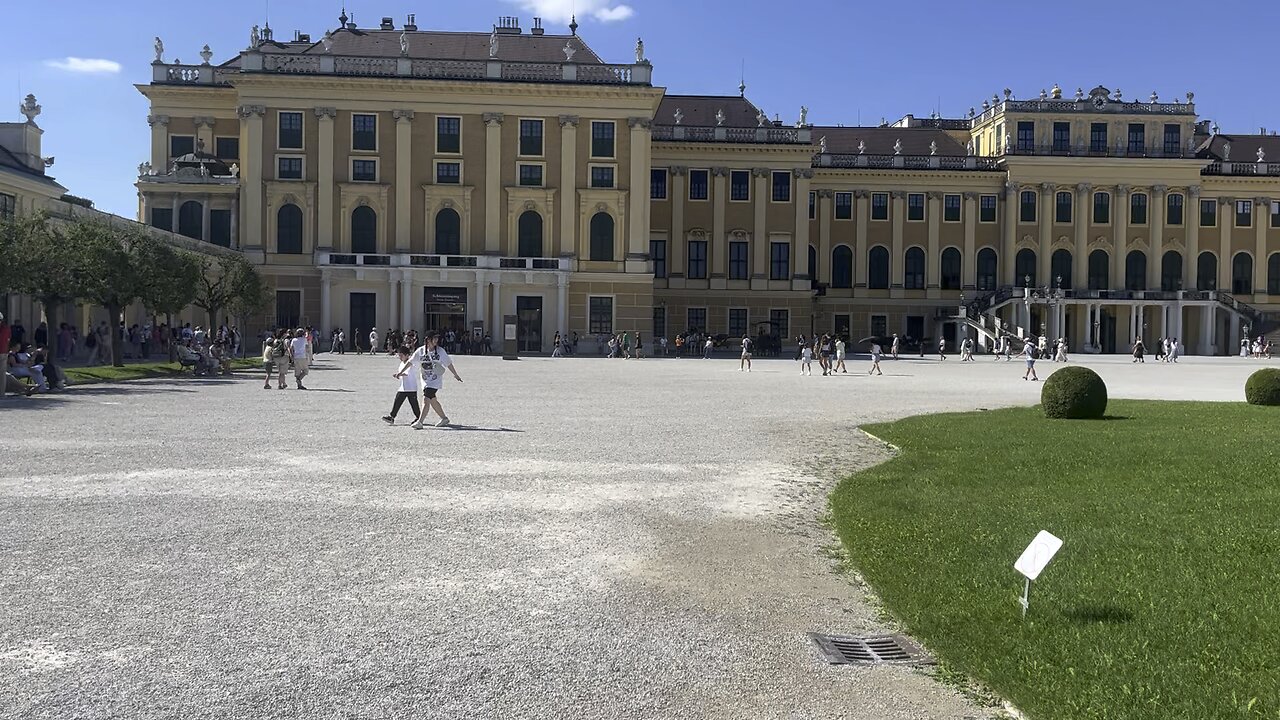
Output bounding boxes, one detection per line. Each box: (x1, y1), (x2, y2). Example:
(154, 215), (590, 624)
(6, 0), (1278, 218)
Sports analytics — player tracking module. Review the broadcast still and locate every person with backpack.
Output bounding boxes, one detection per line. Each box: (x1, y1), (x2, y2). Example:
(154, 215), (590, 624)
(1021, 337), (1039, 381)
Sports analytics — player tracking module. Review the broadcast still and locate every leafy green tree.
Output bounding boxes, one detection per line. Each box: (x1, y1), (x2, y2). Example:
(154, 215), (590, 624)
(137, 242), (201, 360)
(193, 254), (269, 333)
(5, 213), (91, 375)
(77, 220), (151, 367)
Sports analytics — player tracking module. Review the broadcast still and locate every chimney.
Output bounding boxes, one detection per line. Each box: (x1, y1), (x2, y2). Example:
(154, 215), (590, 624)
(404, 14), (418, 31)
(380, 17), (394, 30)
(294, 31), (311, 43)
(495, 16), (521, 34)
(531, 17), (544, 35)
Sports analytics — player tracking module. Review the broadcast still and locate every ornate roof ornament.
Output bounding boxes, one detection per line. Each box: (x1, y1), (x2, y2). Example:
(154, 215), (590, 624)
(154, 37), (164, 63)
(715, 109), (725, 127)
(1051, 83), (1062, 99)
(322, 31), (333, 53)
(966, 139), (974, 156)
(819, 135), (827, 153)
(489, 29), (498, 58)
(1003, 87), (1012, 100)
(738, 79), (745, 97)
(798, 105), (808, 127)
(200, 44), (213, 65)
(1113, 88), (1122, 100)
(673, 107), (683, 125)
(1258, 147), (1265, 163)
(1039, 88), (1047, 101)
(857, 140), (865, 155)
(1186, 91), (1195, 103)
(1223, 143), (1231, 161)
(1150, 90), (1159, 103)
(569, 14), (578, 35)
(967, 107), (975, 118)
(1075, 87), (1084, 100)
(400, 31), (408, 56)
(755, 109), (765, 127)
(563, 39), (576, 61)
(338, 6), (348, 25)
(635, 37), (644, 64)
(929, 140), (938, 156)
(982, 100), (989, 110)
(893, 139), (903, 155)
(19, 94), (40, 124)
(251, 24), (260, 48)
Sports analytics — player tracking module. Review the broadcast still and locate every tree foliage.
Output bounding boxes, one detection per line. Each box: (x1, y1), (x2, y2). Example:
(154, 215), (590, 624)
(193, 254), (269, 330)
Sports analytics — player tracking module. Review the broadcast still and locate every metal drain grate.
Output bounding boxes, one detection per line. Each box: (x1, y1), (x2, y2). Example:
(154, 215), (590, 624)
(808, 632), (934, 666)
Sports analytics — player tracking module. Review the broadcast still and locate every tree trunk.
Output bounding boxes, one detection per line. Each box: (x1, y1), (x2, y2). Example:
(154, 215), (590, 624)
(108, 303), (124, 367)
(167, 312), (177, 363)
(207, 307), (218, 334)
(43, 300), (60, 387)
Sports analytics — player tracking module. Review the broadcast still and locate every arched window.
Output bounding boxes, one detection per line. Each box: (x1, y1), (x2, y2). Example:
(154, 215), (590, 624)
(1269, 252), (1280, 295)
(1232, 252), (1253, 294)
(1015, 248), (1037, 287)
(904, 247), (925, 289)
(276, 204), (303, 254)
(351, 206), (377, 254)
(517, 210), (543, 258)
(808, 244), (818, 281)
(589, 212), (614, 261)
(831, 246), (853, 288)
(940, 247), (962, 290)
(1161, 250), (1183, 291)
(434, 208), (461, 255)
(178, 200), (203, 240)
(1125, 250), (1147, 291)
(1197, 252), (1217, 291)
(1088, 250), (1109, 290)
(1050, 249), (1072, 289)
(976, 248), (997, 290)
(868, 246), (889, 289)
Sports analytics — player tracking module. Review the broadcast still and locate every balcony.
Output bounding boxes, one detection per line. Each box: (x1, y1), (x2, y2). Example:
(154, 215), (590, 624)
(816, 153), (1001, 171)
(317, 252), (572, 271)
(1001, 144), (1197, 159)
(1202, 161), (1280, 176)
(652, 124), (812, 145)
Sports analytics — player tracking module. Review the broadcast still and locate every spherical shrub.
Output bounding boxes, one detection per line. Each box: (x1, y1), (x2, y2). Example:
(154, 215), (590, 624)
(1245, 368), (1280, 406)
(1041, 366), (1108, 419)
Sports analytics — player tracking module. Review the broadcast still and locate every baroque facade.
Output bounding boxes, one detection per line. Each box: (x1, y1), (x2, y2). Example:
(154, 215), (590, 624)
(136, 14), (1280, 354)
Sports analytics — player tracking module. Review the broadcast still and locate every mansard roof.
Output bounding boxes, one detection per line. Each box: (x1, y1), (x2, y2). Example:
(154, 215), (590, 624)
(654, 95), (766, 128)
(814, 126), (968, 156)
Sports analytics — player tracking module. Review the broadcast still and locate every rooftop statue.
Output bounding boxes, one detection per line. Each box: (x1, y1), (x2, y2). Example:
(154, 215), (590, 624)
(154, 36), (164, 63)
(563, 40), (576, 62)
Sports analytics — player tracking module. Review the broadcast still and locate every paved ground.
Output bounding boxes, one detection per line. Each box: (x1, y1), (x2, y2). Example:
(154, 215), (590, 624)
(0, 350), (1270, 719)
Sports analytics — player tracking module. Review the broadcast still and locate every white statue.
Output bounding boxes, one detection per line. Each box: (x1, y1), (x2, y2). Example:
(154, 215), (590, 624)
(635, 37), (645, 63)
(857, 140), (866, 155)
(1223, 143), (1231, 161)
(929, 140), (938, 156)
(400, 31), (408, 56)
(715, 109), (725, 127)
(756, 109), (766, 128)
(229, 163), (240, 178)
(251, 25), (260, 48)
(673, 108), (683, 125)
(966, 139), (974, 156)
(489, 30), (498, 58)
(19, 94), (40, 123)
(154, 37), (165, 63)
(322, 31), (334, 53)
(1258, 147), (1265, 163)
(563, 40), (576, 61)
(798, 105), (808, 126)
(893, 139), (903, 155)
(819, 135), (827, 153)
(199, 44), (213, 65)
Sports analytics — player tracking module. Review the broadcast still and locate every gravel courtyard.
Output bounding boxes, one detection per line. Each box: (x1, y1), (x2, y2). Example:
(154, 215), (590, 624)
(0, 351), (1266, 719)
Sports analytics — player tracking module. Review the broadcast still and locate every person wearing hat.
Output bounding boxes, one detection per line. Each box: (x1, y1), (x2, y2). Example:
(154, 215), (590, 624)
(289, 328), (310, 390)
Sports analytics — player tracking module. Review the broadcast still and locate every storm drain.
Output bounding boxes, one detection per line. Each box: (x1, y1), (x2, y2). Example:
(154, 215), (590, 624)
(808, 632), (934, 666)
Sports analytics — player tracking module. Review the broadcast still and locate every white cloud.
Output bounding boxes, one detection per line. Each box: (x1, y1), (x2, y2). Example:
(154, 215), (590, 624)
(505, 0), (636, 24)
(45, 57), (122, 74)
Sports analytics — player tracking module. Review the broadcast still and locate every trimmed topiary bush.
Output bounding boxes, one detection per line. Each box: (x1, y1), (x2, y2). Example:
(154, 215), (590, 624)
(1041, 366), (1108, 419)
(1245, 368), (1280, 406)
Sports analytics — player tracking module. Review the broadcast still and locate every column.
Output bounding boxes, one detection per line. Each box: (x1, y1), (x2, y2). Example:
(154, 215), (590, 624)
(963, 192), (977, 288)
(558, 116), (579, 258)
(627, 117), (652, 261)
(1111, 185), (1129, 289)
(1199, 304), (1212, 355)
(320, 270), (332, 335)
(1073, 183), (1090, 289)
(201, 194), (211, 243)
(171, 194), (180, 231)
(230, 196), (239, 249)
(556, 273), (568, 336)
(1254, 196), (1269, 295)
(670, 167), (686, 276)
(1218, 196), (1232, 291)
(1229, 313), (1240, 351)
(388, 275), (399, 330)
(1002, 182), (1018, 285)
(237, 104), (266, 249)
(1128, 305), (1136, 344)
(793, 169), (813, 285)
(1149, 185), (1166, 290)
(490, 277), (503, 337)
(315, 107), (337, 250)
(711, 167), (728, 277)
(1186, 186), (1200, 290)
(818, 190), (833, 285)
(890, 190), (905, 290)
(483, 112), (504, 255)
(400, 271), (412, 330)
(926, 191), (941, 296)
(147, 114), (170, 168)
(751, 168), (768, 284)
(474, 271), (488, 331)
(854, 191), (869, 287)
(393, 110), (414, 252)
(1038, 183), (1054, 288)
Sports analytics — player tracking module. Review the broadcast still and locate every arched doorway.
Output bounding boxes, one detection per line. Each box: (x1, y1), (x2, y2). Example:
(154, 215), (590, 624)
(517, 210), (543, 258)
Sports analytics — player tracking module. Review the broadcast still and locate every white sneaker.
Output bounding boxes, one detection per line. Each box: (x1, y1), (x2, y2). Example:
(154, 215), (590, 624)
(411, 421), (424, 430)
(436, 417), (450, 427)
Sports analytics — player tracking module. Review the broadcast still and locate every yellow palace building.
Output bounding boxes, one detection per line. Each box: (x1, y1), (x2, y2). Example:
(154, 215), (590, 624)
(133, 12), (1280, 354)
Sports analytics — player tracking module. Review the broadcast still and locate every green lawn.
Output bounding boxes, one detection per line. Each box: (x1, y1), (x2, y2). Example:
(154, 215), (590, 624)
(831, 401), (1280, 720)
(63, 357), (260, 385)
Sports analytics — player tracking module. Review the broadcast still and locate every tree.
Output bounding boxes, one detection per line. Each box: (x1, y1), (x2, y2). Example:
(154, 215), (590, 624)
(6, 212), (91, 377)
(137, 242), (201, 361)
(193, 254), (269, 334)
(77, 219), (151, 367)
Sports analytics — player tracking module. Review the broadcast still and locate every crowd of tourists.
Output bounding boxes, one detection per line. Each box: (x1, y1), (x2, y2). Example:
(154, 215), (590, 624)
(338, 327), (493, 357)
(1241, 336), (1274, 359)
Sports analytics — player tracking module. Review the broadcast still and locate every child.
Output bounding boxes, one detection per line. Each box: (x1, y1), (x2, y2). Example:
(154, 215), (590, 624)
(868, 342), (883, 376)
(799, 344), (813, 375)
(384, 345), (421, 425)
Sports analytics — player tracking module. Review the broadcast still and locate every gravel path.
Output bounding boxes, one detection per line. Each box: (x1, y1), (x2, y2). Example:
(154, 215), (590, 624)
(0, 352), (1265, 719)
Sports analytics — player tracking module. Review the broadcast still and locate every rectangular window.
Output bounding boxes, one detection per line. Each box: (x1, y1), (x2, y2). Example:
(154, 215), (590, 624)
(771, 171), (791, 202)
(730, 170), (750, 201)
(210, 209), (231, 247)
(870, 314), (887, 338)
(1052, 122), (1070, 152)
(650, 239), (667, 278)
(214, 137), (239, 160)
(278, 112), (303, 149)
(943, 194), (961, 222)
(277, 156), (303, 180)
(518, 163), (543, 187)
(169, 134), (194, 157)
(687, 307), (707, 333)
(907, 193), (925, 221)
(687, 239), (708, 279)
(1272, 201), (1280, 228)
(590, 166), (615, 189)
(519, 119), (544, 156)
(979, 194), (997, 222)
(653, 306), (666, 340)
(435, 161), (461, 184)
(1167, 193), (1184, 225)
(149, 207), (172, 231)
(1163, 124), (1181, 156)
(1089, 122), (1107, 153)
(770, 309), (790, 339)
(1055, 191), (1072, 223)
(590, 121), (615, 158)
(1127, 123), (1145, 155)
(1093, 192), (1111, 224)
(836, 192), (853, 220)
(729, 241), (749, 279)
(1200, 199), (1217, 227)
(352, 159), (377, 182)
(436, 116), (461, 154)
(1130, 193), (1148, 224)
(770, 241), (790, 279)
(1236, 199), (1253, 227)
(352, 113), (377, 151)
(871, 192), (889, 220)
(588, 296), (614, 334)
(728, 308), (748, 338)
(1020, 190), (1037, 222)
(689, 169), (709, 200)
(1016, 121), (1035, 152)
(808, 191), (816, 220)
(650, 168), (667, 199)
(275, 291), (301, 330)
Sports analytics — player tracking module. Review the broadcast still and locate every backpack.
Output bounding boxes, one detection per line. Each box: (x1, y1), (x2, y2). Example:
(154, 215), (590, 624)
(1029, 345), (1040, 360)
(85, 332), (97, 348)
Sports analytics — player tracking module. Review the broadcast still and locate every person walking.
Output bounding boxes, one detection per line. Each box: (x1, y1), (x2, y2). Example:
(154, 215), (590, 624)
(289, 328), (310, 389)
(799, 343), (813, 375)
(834, 336), (847, 373)
(938, 337), (947, 361)
(1021, 338), (1039, 381)
(868, 341), (883, 376)
(703, 335), (714, 359)
(261, 336), (279, 390)
(407, 333), (463, 429)
(634, 332), (645, 359)
(552, 331), (564, 358)
(890, 333), (900, 360)
(369, 328), (380, 357)
(1132, 336), (1145, 363)
(383, 346), (422, 425)
(740, 335), (753, 372)
(1168, 337), (1179, 363)
(1054, 338), (1068, 363)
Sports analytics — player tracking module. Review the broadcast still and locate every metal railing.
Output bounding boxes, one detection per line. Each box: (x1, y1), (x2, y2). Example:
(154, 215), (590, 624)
(318, 252), (571, 270)
(652, 125), (812, 145)
(818, 154), (1001, 171)
(1002, 144), (1196, 159)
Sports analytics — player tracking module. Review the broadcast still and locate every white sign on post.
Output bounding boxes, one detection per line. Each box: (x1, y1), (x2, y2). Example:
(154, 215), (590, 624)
(1014, 530), (1063, 617)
